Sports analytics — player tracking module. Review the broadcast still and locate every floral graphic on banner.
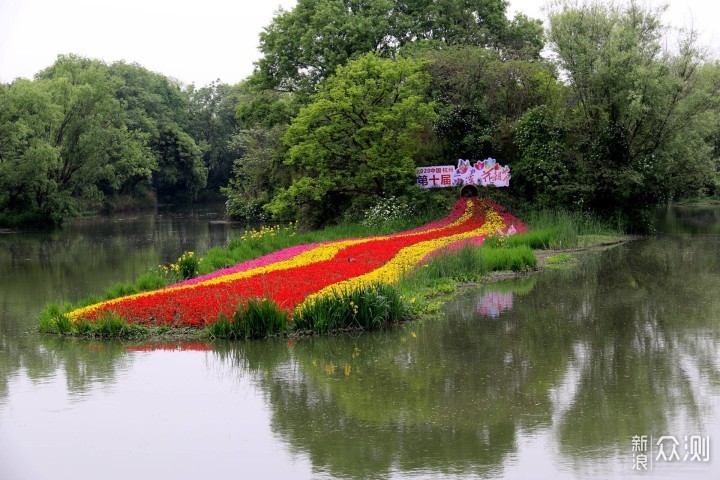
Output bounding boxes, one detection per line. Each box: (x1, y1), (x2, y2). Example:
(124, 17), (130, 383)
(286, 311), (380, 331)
(416, 158), (511, 189)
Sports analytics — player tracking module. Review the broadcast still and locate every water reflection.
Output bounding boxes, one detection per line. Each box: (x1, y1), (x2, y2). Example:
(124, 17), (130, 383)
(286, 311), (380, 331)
(0, 203), (238, 403)
(206, 237), (720, 478)
(657, 205), (720, 235)
(477, 290), (513, 318)
(473, 278), (535, 318)
(1, 207), (719, 478)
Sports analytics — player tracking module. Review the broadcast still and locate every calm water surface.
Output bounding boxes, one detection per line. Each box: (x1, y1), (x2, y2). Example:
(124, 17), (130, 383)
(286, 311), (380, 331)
(0, 206), (718, 479)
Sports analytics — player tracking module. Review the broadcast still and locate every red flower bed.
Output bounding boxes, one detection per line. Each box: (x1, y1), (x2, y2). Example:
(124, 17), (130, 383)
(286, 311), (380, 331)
(75, 198), (522, 327)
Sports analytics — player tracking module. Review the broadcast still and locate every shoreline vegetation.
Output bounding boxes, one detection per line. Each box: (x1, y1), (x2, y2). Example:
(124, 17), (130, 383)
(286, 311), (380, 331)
(37, 200), (631, 342)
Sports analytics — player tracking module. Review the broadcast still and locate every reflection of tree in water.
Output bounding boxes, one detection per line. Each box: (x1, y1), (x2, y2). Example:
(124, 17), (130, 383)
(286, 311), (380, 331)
(216, 336), (516, 479)
(0, 333), (133, 402)
(214, 237), (720, 477)
(656, 206), (720, 235)
(0, 206), (230, 402)
(214, 277), (570, 478)
(550, 237), (720, 458)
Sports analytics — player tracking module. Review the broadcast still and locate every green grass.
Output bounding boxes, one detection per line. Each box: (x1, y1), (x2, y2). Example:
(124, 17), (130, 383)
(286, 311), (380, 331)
(207, 299), (289, 340)
(292, 283), (413, 334)
(545, 252), (578, 269)
(405, 245), (537, 285)
(38, 307), (148, 338)
(506, 228), (557, 249)
(523, 209), (618, 248)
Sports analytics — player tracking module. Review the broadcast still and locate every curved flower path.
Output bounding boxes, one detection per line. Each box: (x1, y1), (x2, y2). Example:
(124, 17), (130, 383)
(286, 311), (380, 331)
(68, 198), (526, 327)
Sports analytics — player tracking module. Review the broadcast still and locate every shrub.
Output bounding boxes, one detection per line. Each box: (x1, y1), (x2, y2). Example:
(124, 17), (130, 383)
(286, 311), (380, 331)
(207, 298), (288, 340)
(362, 196), (414, 227)
(168, 251), (202, 280)
(292, 283), (412, 333)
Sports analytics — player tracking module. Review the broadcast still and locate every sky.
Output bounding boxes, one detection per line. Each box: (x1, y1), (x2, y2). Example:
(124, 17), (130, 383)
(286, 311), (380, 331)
(1, 0), (719, 87)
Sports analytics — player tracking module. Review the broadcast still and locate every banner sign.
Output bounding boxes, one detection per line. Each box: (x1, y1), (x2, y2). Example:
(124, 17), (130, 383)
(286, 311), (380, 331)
(416, 158), (510, 189)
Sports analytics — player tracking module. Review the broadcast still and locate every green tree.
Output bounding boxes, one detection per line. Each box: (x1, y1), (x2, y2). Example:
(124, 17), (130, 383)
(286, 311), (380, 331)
(266, 54), (436, 225)
(186, 81), (241, 193)
(151, 124), (207, 201)
(107, 61), (208, 201)
(256, 0), (530, 94)
(547, 1), (720, 226)
(391, 0), (509, 47)
(424, 46), (563, 162)
(222, 76), (301, 222)
(0, 56), (157, 224)
(257, 0), (395, 92)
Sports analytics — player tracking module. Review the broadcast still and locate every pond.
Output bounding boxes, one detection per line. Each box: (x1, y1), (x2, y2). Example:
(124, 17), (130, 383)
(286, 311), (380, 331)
(0, 205), (718, 479)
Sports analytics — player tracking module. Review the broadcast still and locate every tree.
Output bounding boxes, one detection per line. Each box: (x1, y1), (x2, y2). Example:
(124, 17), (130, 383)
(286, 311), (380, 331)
(547, 1), (720, 227)
(107, 61), (207, 200)
(256, 0), (530, 94)
(424, 46), (563, 161)
(186, 81), (241, 192)
(0, 54), (218, 226)
(151, 124), (207, 201)
(0, 56), (157, 224)
(391, 0), (509, 46)
(266, 54), (436, 225)
(257, 0), (395, 92)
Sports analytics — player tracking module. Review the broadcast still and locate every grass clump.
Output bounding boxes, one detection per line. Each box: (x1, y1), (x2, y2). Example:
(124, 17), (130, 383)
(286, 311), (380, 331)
(207, 298), (289, 340)
(505, 228), (557, 249)
(38, 307), (145, 338)
(482, 245), (536, 271)
(545, 252), (578, 269)
(409, 244), (537, 284)
(524, 209), (618, 248)
(292, 283), (412, 334)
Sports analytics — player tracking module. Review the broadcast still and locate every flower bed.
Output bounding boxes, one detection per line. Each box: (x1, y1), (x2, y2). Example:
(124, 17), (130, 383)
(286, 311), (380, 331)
(67, 198), (525, 327)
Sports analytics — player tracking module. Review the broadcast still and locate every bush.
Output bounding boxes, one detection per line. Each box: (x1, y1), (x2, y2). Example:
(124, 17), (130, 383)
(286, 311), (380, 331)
(362, 196), (415, 227)
(207, 298), (289, 340)
(166, 251), (202, 280)
(292, 283), (412, 333)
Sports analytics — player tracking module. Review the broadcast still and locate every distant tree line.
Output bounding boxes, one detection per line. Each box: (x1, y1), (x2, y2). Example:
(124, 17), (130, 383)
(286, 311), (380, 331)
(0, 55), (240, 226)
(2, 0), (720, 231)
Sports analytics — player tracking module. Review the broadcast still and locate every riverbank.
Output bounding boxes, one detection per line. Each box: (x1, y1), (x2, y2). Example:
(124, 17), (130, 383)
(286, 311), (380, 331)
(42, 235), (635, 343)
(37, 200), (629, 341)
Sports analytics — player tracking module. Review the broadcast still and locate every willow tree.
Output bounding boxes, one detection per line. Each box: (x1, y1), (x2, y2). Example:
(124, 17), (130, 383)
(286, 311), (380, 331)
(545, 1), (720, 227)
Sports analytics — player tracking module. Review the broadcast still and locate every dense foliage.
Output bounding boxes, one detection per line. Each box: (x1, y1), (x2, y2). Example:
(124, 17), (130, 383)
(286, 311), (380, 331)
(225, 0), (720, 232)
(3, 1), (720, 231)
(0, 56), (239, 226)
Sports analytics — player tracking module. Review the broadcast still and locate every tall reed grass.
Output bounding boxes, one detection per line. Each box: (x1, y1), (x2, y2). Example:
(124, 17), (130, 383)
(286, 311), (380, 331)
(207, 299), (289, 340)
(292, 283), (412, 333)
(523, 209), (618, 248)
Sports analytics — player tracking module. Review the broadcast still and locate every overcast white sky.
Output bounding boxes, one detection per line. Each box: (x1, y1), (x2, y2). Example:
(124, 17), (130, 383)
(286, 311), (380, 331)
(0, 0), (718, 87)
